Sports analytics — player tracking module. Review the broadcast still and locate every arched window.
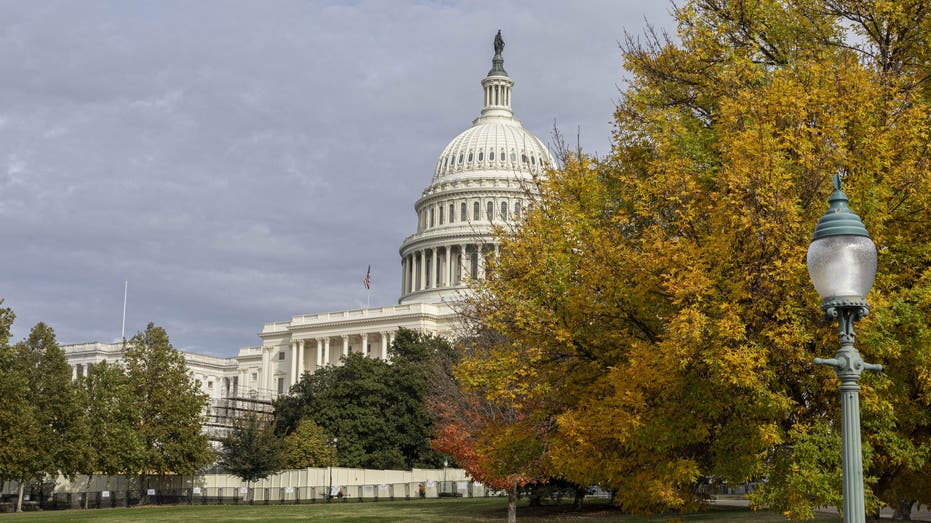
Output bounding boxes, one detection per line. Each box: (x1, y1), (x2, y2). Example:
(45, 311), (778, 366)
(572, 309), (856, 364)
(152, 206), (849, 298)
(510, 151), (516, 162)
(501, 201), (509, 220)
(461, 202), (467, 221)
(439, 205), (444, 225)
(430, 208), (435, 227)
(449, 203), (455, 223)
(478, 151), (484, 161)
(468, 151), (473, 162)
(530, 155), (535, 165)
(489, 150), (495, 161)
(521, 153), (528, 163)
(514, 201), (522, 219)
(473, 201), (480, 220)
(486, 201), (494, 220)
(458, 153), (464, 164)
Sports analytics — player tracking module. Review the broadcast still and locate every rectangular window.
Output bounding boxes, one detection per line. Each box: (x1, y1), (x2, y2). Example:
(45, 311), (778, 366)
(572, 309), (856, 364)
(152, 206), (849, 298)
(439, 205), (444, 224)
(277, 378), (285, 395)
(251, 372), (257, 382)
(278, 351), (285, 360)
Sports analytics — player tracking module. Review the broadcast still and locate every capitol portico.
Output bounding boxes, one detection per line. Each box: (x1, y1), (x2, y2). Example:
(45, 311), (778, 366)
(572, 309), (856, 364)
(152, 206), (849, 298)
(62, 32), (553, 434)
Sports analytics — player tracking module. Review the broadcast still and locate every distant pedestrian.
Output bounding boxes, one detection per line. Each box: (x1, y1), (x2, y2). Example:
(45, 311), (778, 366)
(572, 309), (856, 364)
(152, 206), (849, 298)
(337, 487), (344, 499)
(418, 484), (426, 498)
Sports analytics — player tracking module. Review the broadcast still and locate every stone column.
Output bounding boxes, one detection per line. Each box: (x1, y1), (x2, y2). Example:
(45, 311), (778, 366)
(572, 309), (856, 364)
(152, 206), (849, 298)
(446, 245), (454, 287)
(459, 243), (468, 283)
(360, 332), (368, 357)
(430, 247), (437, 288)
(323, 338), (331, 367)
(387, 332), (396, 363)
(342, 335), (349, 357)
(401, 257), (407, 297)
(419, 250), (426, 291)
(381, 331), (390, 361)
(290, 341), (298, 386)
(297, 340), (305, 378)
(477, 246), (485, 279)
(260, 347), (270, 392)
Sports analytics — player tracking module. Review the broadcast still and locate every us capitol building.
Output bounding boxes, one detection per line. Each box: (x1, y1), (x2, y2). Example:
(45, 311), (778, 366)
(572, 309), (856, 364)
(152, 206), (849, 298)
(62, 33), (553, 435)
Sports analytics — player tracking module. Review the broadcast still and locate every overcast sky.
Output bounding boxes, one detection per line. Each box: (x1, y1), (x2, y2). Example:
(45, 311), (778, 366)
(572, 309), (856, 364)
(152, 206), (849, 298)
(1, 1), (676, 356)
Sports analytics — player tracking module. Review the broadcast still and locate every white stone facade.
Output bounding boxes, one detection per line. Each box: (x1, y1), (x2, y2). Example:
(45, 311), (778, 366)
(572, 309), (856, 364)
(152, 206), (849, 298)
(61, 34), (550, 423)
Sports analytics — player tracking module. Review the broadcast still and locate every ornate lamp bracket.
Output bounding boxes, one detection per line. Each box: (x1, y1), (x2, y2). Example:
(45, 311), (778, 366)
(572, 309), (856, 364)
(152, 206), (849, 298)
(815, 298), (882, 381)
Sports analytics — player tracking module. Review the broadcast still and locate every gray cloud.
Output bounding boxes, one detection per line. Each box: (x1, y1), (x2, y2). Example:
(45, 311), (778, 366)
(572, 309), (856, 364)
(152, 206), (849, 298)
(0, 0), (675, 356)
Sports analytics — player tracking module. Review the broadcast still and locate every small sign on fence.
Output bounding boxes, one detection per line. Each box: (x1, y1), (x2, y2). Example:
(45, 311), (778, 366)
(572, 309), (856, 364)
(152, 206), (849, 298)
(101, 491), (110, 498)
(285, 487), (294, 494)
(239, 487), (248, 494)
(147, 489), (156, 496)
(192, 487), (201, 495)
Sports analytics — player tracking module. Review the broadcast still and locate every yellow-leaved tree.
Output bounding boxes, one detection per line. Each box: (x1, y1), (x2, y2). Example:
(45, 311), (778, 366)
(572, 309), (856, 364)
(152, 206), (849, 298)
(457, 0), (931, 519)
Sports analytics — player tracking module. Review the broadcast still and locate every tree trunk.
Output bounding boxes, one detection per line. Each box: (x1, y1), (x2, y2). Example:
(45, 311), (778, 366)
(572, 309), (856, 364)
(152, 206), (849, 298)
(573, 486), (586, 510)
(84, 474), (93, 509)
(507, 483), (518, 523)
(893, 500), (915, 520)
(16, 480), (24, 513)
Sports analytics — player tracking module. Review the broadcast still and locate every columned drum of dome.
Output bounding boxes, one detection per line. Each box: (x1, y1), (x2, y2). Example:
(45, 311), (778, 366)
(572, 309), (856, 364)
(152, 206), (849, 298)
(399, 32), (555, 305)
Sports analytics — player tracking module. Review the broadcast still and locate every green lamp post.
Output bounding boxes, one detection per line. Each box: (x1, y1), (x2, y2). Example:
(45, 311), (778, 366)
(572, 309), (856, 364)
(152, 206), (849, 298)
(806, 173), (882, 523)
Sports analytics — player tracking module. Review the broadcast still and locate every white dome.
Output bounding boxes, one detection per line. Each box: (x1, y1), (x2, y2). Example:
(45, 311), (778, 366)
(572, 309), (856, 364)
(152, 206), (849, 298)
(432, 118), (553, 182)
(397, 31), (551, 306)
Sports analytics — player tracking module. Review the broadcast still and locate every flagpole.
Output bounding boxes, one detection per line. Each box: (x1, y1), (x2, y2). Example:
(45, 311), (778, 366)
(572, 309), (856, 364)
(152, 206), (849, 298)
(121, 280), (128, 344)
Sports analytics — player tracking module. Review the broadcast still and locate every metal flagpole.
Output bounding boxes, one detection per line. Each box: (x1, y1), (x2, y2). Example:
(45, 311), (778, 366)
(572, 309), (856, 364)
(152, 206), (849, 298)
(121, 280), (128, 344)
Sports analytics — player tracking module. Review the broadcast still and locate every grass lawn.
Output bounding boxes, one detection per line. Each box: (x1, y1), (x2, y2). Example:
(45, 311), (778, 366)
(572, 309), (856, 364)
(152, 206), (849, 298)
(0, 498), (841, 522)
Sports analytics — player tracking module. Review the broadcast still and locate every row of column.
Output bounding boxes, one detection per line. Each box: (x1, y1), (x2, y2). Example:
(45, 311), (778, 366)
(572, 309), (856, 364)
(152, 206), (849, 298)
(261, 331), (399, 393)
(401, 243), (498, 296)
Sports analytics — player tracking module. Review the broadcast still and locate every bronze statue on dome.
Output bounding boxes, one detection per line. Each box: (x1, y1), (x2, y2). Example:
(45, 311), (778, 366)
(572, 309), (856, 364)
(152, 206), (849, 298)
(494, 30), (504, 55)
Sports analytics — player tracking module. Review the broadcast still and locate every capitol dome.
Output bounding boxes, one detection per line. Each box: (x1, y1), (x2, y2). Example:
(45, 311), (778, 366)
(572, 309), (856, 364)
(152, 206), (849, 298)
(398, 31), (553, 305)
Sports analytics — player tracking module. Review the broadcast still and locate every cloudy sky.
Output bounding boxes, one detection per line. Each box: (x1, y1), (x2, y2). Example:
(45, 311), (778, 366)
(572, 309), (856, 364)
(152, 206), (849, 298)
(1, 1), (676, 356)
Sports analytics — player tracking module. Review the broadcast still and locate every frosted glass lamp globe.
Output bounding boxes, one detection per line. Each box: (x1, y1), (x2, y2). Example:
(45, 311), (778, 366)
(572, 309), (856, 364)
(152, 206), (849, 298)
(806, 234), (877, 303)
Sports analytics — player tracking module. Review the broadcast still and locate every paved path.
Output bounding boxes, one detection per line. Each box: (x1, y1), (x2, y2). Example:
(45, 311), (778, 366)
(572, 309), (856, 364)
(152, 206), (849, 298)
(710, 496), (931, 521)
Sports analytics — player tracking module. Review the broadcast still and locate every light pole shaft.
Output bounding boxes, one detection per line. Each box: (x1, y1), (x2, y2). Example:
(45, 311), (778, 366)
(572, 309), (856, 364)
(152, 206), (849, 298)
(839, 381), (865, 523)
(816, 305), (880, 523)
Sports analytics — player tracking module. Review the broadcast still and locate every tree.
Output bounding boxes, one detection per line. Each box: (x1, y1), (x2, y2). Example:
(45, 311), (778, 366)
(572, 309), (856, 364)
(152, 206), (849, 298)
(81, 361), (144, 506)
(124, 323), (213, 497)
(221, 412), (283, 499)
(275, 328), (448, 470)
(281, 418), (330, 469)
(455, 0), (931, 519)
(9, 323), (89, 512)
(0, 303), (33, 506)
(431, 330), (547, 523)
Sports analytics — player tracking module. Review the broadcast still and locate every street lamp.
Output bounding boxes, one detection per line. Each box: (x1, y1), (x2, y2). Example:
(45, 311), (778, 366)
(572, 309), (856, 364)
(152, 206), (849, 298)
(327, 437), (338, 501)
(806, 173), (882, 523)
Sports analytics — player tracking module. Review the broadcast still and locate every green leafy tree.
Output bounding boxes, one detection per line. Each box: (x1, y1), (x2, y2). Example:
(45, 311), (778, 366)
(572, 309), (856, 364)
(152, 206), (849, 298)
(276, 328), (448, 469)
(10, 323), (89, 512)
(81, 361), (144, 506)
(0, 303), (34, 504)
(281, 418), (331, 469)
(124, 323), (212, 497)
(221, 412), (283, 498)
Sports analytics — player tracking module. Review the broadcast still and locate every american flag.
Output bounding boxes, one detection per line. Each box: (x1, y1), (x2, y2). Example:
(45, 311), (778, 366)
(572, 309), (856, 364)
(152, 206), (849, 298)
(363, 265), (371, 290)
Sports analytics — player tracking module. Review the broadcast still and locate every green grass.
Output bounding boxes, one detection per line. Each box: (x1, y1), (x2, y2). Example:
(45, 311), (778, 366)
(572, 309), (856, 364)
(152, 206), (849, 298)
(0, 498), (841, 522)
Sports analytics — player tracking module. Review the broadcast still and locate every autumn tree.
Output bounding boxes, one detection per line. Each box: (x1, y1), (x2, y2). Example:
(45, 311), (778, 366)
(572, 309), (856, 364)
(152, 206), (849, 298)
(457, 0), (931, 519)
(281, 418), (330, 469)
(124, 323), (213, 497)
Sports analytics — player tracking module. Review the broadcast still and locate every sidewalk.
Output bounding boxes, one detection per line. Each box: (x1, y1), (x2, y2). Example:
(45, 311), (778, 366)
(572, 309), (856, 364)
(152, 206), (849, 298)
(710, 495), (931, 521)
